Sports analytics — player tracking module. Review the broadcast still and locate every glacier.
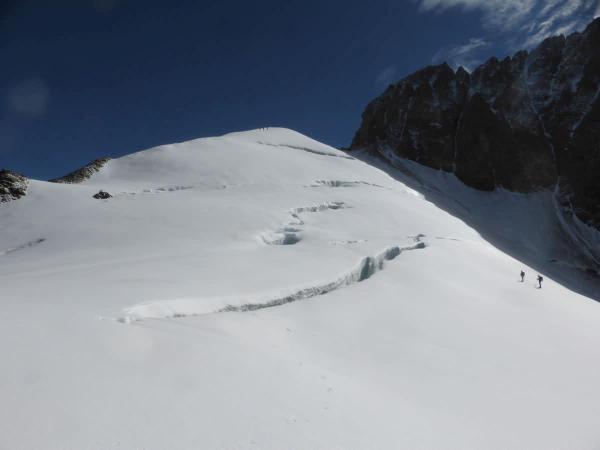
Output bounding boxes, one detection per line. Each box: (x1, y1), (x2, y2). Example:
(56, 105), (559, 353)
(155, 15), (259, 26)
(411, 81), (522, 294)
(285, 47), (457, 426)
(1, 128), (600, 449)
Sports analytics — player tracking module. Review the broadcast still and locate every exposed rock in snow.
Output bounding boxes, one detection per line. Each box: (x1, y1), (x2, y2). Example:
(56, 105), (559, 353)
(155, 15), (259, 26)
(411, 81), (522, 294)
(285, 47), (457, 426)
(50, 157), (111, 183)
(92, 190), (112, 199)
(0, 170), (28, 202)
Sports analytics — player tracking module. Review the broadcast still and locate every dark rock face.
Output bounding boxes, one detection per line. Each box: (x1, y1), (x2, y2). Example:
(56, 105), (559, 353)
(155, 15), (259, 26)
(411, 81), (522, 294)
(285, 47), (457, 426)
(0, 170), (28, 203)
(351, 18), (600, 230)
(50, 157), (110, 184)
(92, 190), (112, 200)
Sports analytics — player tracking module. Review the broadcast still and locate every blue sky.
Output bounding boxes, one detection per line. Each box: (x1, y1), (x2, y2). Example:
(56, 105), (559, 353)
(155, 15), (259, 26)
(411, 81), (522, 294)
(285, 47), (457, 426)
(1, 0), (598, 179)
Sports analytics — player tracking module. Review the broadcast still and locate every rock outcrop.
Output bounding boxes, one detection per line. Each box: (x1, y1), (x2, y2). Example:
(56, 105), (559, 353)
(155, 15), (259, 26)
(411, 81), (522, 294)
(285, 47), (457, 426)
(351, 18), (600, 230)
(0, 170), (28, 203)
(50, 157), (110, 184)
(92, 190), (112, 199)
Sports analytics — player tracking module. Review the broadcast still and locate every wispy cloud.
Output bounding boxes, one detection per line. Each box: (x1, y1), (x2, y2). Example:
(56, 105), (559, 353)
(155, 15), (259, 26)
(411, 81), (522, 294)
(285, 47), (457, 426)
(417, 0), (537, 32)
(417, 0), (598, 51)
(521, 0), (597, 47)
(432, 37), (490, 70)
(375, 66), (398, 86)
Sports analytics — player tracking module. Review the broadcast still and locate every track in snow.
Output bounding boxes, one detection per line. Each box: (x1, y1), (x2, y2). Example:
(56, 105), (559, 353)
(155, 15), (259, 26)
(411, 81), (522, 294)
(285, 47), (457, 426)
(308, 180), (387, 189)
(0, 238), (46, 256)
(119, 185), (223, 196)
(114, 236), (427, 323)
(329, 239), (367, 245)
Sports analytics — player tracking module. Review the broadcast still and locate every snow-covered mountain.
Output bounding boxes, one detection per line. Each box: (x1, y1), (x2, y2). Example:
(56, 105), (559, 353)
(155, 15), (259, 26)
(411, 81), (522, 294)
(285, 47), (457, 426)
(351, 17), (600, 268)
(2, 128), (600, 449)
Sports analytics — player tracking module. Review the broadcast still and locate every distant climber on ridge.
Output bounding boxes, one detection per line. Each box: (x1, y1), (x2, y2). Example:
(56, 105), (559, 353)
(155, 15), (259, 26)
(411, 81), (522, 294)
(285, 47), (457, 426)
(537, 275), (543, 289)
(520, 270), (525, 282)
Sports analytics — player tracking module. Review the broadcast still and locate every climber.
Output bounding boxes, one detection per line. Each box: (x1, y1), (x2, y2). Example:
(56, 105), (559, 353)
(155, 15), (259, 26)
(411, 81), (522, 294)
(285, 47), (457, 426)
(520, 270), (525, 282)
(537, 274), (543, 289)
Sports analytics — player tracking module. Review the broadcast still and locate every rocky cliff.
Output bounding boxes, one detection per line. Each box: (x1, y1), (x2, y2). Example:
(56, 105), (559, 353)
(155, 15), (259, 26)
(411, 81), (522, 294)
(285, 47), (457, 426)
(49, 157), (111, 184)
(351, 17), (600, 231)
(0, 170), (28, 203)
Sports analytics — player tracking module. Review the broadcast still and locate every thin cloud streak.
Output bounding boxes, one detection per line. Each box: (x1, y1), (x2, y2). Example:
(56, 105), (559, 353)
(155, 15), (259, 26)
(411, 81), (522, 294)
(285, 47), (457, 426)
(420, 0), (598, 77)
(417, 0), (537, 31)
(432, 37), (490, 70)
(417, 0), (598, 49)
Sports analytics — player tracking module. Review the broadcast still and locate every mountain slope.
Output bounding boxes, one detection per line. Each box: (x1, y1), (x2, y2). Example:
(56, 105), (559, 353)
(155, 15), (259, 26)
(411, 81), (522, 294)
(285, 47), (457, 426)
(2, 128), (600, 449)
(351, 18), (600, 256)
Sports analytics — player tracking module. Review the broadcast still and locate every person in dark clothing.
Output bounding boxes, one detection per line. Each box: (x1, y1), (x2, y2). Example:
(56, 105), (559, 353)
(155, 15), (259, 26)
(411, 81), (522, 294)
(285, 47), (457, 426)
(520, 270), (525, 282)
(537, 275), (543, 288)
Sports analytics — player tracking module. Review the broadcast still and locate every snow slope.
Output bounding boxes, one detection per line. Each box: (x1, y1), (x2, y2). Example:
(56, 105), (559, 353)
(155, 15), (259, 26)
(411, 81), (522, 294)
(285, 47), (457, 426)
(1, 128), (600, 450)
(355, 145), (600, 301)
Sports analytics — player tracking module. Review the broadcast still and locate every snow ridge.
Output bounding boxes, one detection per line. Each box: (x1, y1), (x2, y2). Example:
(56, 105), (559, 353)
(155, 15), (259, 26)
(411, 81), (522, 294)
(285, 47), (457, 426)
(258, 141), (355, 160)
